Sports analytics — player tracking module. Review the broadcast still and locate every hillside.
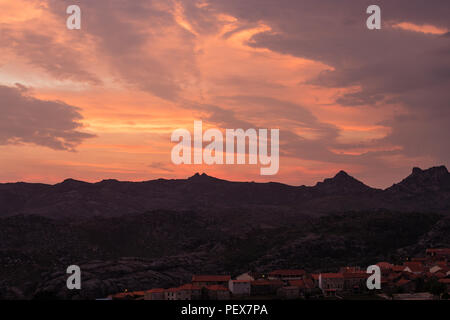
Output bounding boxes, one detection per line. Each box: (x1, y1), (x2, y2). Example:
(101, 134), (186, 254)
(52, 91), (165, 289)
(1, 166), (449, 299)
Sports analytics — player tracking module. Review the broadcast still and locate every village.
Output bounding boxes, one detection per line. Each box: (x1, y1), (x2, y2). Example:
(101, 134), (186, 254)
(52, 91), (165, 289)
(107, 248), (450, 301)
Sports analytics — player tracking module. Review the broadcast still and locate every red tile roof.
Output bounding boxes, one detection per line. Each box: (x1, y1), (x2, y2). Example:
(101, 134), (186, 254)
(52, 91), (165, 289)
(376, 262), (393, 269)
(387, 272), (402, 280)
(304, 278), (315, 288)
(396, 279), (411, 286)
(289, 280), (305, 288)
(206, 285), (229, 291)
(404, 261), (423, 268)
(435, 261), (448, 267)
(146, 288), (165, 294)
(320, 273), (344, 279)
(392, 265), (405, 272)
(251, 280), (284, 286)
(231, 280), (251, 283)
(426, 248), (450, 255)
(403, 263), (425, 273)
(407, 273), (421, 279)
(340, 267), (361, 273)
(269, 269), (306, 277)
(343, 272), (368, 279)
(289, 279), (314, 288)
(178, 283), (202, 291)
(192, 275), (231, 282)
(111, 292), (134, 299)
(111, 291), (145, 299)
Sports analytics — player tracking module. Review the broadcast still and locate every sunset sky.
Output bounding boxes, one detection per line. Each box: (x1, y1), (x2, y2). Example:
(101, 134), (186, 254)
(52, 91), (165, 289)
(1, 0), (449, 188)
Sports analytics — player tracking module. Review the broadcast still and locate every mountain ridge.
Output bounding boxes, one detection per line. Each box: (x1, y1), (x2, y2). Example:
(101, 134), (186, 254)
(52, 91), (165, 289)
(0, 165), (449, 219)
(3, 165), (448, 189)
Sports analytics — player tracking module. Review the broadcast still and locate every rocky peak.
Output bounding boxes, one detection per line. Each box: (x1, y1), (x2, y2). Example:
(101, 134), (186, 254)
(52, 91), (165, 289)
(314, 171), (372, 194)
(388, 166), (450, 193)
(188, 173), (221, 183)
(411, 165), (448, 177)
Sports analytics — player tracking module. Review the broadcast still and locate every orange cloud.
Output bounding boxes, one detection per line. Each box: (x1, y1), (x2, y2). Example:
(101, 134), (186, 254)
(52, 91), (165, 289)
(392, 22), (448, 35)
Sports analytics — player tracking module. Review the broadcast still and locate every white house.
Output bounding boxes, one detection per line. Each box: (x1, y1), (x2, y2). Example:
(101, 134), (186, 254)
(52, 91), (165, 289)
(235, 272), (255, 281)
(228, 280), (251, 296)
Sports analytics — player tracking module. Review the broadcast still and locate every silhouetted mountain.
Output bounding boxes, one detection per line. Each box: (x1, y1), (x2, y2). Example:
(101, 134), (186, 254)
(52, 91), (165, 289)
(188, 172), (225, 183)
(0, 166), (449, 219)
(387, 166), (450, 194)
(383, 166), (450, 212)
(314, 170), (375, 194)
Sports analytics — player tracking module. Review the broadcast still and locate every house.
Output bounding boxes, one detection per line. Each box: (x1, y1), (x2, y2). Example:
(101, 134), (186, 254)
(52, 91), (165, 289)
(319, 273), (344, 296)
(311, 274), (320, 288)
(392, 265), (406, 273)
(192, 275), (231, 288)
(206, 285), (230, 300)
(429, 261), (448, 273)
(376, 262), (393, 274)
(144, 288), (165, 300)
(251, 280), (284, 296)
(376, 262), (395, 279)
(426, 248), (450, 260)
(228, 280), (251, 297)
(385, 272), (402, 285)
(235, 272), (255, 282)
(339, 266), (362, 273)
(343, 272), (368, 292)
(110, 291), (143, 300)
(162, 283), (203, 300)
(177, 283), (202, 300)
(429, 265), (443, 274)
(268, 270), (306, 282)
(277, 286), (300, 300)
(394, 278), (416, 292)
(377, 262), (393, 269)
(165, 287), (180, 300)
(403, 262), (425, 274)
(438, 279), (450, 292)
(289, 279), (315, 296)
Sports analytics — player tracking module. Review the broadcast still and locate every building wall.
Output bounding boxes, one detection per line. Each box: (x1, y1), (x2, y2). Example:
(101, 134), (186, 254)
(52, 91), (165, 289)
(319, 276), (344, 292)
(276, 287), (299, 300)
(229, 281), (251, 296)
(144, 292), (164, 300)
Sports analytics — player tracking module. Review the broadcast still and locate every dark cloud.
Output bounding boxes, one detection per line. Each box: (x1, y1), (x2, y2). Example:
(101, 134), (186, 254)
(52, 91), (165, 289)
(0, 84), (95, 150)
(205, 0), (450, 166)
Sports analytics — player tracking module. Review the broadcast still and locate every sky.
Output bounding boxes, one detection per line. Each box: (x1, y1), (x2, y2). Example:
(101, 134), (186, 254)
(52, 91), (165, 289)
(0, 0), (449, 188)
